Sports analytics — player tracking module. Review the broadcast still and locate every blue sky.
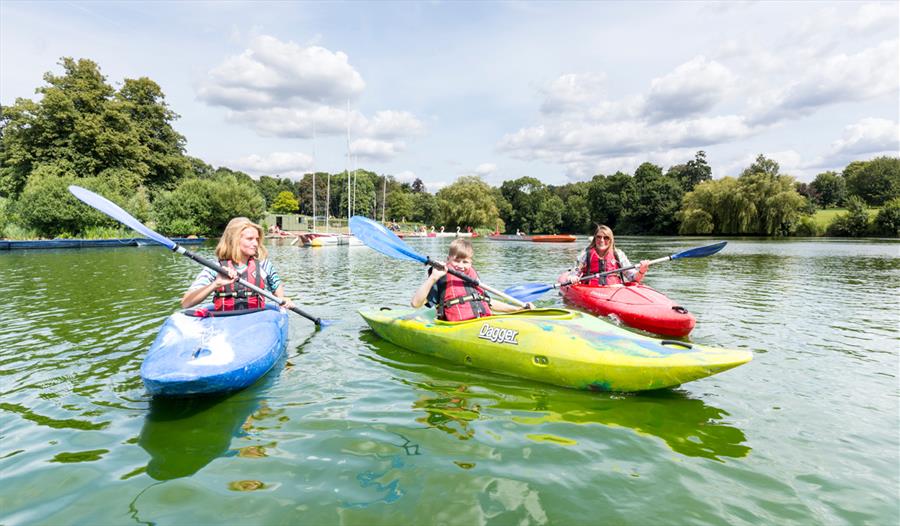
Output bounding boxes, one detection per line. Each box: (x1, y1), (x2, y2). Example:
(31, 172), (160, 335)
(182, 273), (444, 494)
(2, 1), (898, 189)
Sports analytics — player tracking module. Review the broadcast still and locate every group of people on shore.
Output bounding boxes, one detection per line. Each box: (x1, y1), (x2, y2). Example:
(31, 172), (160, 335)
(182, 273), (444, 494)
(184, 218), (648, 323)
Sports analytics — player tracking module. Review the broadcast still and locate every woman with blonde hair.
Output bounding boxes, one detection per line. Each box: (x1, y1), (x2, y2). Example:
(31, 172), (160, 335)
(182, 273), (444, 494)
(575, 224), (649, 287)
(181, 217), (295, 311)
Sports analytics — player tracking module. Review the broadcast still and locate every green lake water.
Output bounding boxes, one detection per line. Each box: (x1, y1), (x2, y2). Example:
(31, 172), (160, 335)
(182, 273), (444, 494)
(1, 236), (898, 525)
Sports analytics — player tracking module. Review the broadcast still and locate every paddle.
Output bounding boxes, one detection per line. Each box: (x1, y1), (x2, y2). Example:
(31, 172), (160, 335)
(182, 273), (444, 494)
(348, 215), (527, 307)
(503, 241), (728, 303)
(68, 185), (330, 328)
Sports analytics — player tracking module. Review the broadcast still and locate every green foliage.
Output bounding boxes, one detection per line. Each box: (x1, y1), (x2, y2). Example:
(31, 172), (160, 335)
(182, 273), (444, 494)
(495, 177), (531, 230)
(667, 150), (712, 192)
(794, 216), (822, 237)
(410, 192), (438, 225)
(843, 157), (900, 206)
(386, 190), (415, 222)
(810, 171), (846, 207)
(14, 163), (128, 237)
(0, 197), (8, 238)
(587, 172), (633, 229)
(741, 154), (780, 178)
(499, 177), (548, 233)
(826, 196), (870, 237)
(873, 198), (900, 237)
(271, 191), (299, 214)
(153, 175), (265, 236)
(620, 162), (683, 234)
(435, 176), (501, 228)
(0, 58), (189, 198)
(556, 182), (592, 234)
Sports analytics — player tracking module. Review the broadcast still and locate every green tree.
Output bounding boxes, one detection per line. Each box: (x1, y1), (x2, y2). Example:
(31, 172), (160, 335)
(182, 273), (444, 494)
(435, 176), (501, 228)
(386, 189), (415, 223)
(271, 191), (299, 214)
(499, 176), (546, 233)
(843, 156), (900, 206)
(621, 162), (683, 234)
(258, 175), (297, 208)
(826, 196), (870, 237)
(154, 174), (265, 236)
(556, 182), (592, 234)
(410, 191), (438, 225)
(587, 172), (634, 229)
(737, 155), (806, 235)
(0, 58), (188, 198)
(668, 150), (712, 192)
(741, 154), (781, 178)
(14, 163), (133, 237)
(115, 76), (190, 190)
(873, 197), (900, 237)
(810, 171), (846, 207)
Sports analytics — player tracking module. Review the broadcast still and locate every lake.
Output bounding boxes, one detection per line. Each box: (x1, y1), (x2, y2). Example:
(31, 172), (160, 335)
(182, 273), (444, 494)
(1, 236), (897, 525)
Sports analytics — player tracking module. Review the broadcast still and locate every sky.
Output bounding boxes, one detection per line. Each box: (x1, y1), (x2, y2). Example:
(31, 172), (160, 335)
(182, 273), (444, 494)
(1, 1), (898, 190)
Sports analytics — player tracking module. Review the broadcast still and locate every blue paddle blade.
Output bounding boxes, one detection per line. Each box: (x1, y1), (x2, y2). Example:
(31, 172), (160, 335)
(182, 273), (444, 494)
(671, 241), (727, 260)
(69, 185), (176, 250)
(349, 216), (426, 264)
(316, 319), (337, 329)
(503, 283), (554, 303)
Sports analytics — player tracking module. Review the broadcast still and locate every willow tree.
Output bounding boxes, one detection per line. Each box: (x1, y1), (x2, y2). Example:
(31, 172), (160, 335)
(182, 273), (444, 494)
(679, 155), (806, 236)
(435, 176), (501, 228)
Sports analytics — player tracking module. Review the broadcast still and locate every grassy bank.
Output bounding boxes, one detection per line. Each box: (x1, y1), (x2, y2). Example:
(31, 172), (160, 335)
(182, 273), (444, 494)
(812, 207), (879, 230)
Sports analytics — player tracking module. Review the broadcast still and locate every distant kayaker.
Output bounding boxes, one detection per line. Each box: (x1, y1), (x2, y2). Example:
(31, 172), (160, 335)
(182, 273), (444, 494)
(575, 224), (650, 287)
(181, 217), (296, 311)
(411, 238), (533, 321)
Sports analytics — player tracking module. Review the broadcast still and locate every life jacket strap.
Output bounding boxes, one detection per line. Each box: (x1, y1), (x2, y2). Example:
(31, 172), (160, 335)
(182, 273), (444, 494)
(443, 292), (491, 308)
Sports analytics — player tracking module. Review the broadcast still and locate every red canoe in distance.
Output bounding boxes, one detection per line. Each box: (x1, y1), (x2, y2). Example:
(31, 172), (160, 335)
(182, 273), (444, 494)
(488, 234), (576, 243)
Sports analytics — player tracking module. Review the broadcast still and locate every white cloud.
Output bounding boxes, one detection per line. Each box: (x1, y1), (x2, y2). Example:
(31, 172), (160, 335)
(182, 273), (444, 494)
(195, 35), (423, 162)
(747, 39), (900, 125)
(643, 56), (736, 122)
(350, 138), (406, 162)
(475, 163), (497, 176)
(828, 118), (900, 156)
(540, 73), (607, 114)
(229, 151), (314, 179)
(362, 110), (426, 139)
(394, 170), (417, 183)
(198, 35), (364, 110)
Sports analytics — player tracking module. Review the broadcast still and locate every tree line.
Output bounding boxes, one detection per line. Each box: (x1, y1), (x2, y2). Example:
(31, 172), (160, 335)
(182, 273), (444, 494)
(2, 58), (898, 239)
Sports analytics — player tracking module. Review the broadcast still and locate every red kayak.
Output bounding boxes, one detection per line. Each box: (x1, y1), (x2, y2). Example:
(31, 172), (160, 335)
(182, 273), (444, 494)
(557, 272), (695, 337)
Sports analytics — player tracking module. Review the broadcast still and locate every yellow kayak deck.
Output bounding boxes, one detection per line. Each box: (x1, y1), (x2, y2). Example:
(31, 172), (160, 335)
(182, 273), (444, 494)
(359, 308), (751, 392)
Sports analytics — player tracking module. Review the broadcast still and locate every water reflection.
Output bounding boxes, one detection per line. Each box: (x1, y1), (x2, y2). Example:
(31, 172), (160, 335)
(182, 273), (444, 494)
(361, 331), (750, 461)
(138, 393), (260, 480)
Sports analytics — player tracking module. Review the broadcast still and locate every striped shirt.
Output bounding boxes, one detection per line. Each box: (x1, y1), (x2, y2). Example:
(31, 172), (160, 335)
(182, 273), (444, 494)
(189, 258), (283, 293)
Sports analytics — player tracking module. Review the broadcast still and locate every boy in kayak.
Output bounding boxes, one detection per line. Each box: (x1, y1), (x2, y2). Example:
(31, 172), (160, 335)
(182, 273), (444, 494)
(574, 224), (649, 286)
(411, 238), (533, 321)
(181, 217), (295, 311)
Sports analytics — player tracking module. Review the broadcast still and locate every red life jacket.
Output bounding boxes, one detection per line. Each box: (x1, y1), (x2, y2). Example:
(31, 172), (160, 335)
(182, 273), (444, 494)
(213, 258), (265, 311)
(585, 248), (623, 286)
(438, 266), (492, 321)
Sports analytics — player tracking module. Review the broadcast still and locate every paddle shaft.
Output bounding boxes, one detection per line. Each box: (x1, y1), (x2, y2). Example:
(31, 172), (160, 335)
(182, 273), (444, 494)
(175, 245), (324, 326)
(425, 257), (526, 307)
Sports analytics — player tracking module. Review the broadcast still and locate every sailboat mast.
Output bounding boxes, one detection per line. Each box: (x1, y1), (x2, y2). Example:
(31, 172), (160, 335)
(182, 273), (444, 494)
(345, 100), (352, 234)
(312, 124), (317, 233)
(381, 176), (386, 223)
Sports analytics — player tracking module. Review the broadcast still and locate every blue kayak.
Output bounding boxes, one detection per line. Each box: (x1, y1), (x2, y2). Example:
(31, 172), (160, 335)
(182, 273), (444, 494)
(141, 304), (289, 397)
